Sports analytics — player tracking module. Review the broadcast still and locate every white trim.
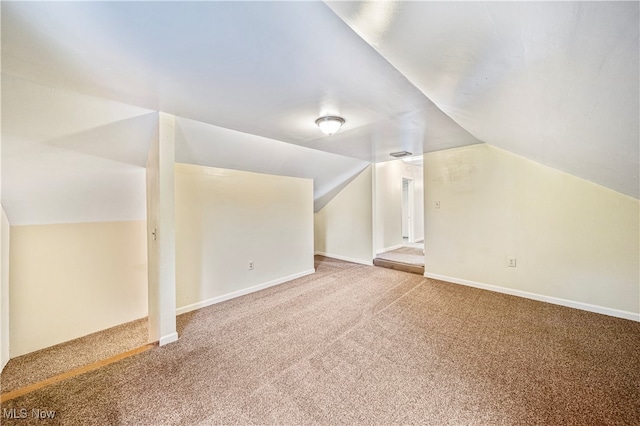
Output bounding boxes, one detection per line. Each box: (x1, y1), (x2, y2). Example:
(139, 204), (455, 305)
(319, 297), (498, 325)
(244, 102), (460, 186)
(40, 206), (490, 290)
(423, 272), (640, 322)
(376, 244), (403, 255)
(159, 332), (178, 346)
(315, 252), (373, 266)
(176, 269), (316, 315)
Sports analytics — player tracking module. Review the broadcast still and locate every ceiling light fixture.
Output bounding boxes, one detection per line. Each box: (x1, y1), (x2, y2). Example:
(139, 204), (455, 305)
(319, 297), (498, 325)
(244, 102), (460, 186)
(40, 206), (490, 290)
(389, 151), (413, 158)
(316, 116), (345, 135)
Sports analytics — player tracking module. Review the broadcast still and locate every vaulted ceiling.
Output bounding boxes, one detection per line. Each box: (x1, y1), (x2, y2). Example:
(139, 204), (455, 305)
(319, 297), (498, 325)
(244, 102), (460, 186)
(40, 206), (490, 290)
(2, 1), (638, 224)
(329, 1), (639, 199)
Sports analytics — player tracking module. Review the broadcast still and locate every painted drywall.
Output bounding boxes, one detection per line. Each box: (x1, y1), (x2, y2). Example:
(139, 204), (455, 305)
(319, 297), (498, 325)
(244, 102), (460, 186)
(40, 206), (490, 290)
(3, 2), (481, 165)
(423, 144), (640, 319)
(374, 159), (424, 253)
(314, 165), (373, 265)
(329, 1), (639, 199)
(1, 207), (10, 370)
(174, 163), (314, 313)
(174, 115), (370, 213)
(9, 221), (148, 356)
(2, 75), (155, 226)
(146, 112), (177, 346)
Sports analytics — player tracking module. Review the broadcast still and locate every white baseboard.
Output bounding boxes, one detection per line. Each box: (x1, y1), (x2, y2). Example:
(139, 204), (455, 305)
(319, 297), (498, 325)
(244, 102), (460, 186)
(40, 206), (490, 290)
(423, 272), (640, 322)
(376, 244), (403, 255)
(176, 269), (316, 316)
(159, 332), (179, 346)
(314, 252), (373, 266)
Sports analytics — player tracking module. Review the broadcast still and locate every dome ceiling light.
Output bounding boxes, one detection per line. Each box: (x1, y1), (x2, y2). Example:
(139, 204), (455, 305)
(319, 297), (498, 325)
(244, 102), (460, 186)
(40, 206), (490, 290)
(315, 116), (345, 135)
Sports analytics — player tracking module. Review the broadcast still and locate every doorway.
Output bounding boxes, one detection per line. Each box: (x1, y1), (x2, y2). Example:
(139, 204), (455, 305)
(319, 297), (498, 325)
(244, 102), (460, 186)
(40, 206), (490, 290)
(402, 178), (414, 243)
(373, 158), (425, 275)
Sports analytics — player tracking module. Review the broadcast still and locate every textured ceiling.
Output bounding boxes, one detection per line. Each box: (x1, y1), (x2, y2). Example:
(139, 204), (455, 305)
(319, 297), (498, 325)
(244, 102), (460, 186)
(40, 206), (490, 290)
(328, 1), (639, 199)
(2, 1), (638, 225)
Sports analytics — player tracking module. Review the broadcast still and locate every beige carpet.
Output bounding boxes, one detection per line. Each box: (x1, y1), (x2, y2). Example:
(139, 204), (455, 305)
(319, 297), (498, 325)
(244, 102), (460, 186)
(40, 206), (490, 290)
(1, 318), (148, 393)
(1, 256), (638, 425)
(376, 246), (424, 266)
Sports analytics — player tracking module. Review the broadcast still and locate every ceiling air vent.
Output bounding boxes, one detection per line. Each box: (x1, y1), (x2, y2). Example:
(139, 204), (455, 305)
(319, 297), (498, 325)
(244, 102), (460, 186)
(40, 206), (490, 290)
(389, 151), (412, 158)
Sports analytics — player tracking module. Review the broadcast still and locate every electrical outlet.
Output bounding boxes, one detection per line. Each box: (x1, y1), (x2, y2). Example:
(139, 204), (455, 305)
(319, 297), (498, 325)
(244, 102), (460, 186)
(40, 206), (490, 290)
(435, 200), (441, 209)
(507, 257), (517, 268)
(248, 261), (254, 270)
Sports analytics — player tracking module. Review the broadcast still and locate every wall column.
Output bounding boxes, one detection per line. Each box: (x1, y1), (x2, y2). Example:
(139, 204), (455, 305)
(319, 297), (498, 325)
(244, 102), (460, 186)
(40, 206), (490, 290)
(1, 207), (10, 371)
(146, 112), (178, 346)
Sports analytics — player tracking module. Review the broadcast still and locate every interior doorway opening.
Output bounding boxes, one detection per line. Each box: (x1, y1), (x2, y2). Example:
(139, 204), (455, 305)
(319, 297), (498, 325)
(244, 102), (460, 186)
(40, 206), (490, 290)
(373, 157), (425, 275)
(402, 177), (414, 244)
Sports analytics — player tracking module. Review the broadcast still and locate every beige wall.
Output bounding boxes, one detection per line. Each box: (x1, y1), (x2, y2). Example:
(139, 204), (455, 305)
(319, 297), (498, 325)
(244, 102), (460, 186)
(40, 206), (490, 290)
(375, 160), (424, 253)
(314, 165), (373, 265)
(9, 221), (148, 356)
(1, 207), (10, 370)
(424, 144), (640, 319)
(174, 164), (314, 313)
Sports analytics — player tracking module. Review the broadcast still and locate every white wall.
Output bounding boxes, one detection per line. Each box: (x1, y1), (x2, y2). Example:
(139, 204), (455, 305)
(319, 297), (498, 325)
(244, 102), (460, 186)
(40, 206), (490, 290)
(9, 221), (149, 356)
(374, 159), (424, 253)
(1, 208), (10, 370)
(314, 165), (373, 265)
(146, 112), (178, 346)
(2, 75), (154, 226)
(174, 163), (314, 313)
(423, 144), (640, 320)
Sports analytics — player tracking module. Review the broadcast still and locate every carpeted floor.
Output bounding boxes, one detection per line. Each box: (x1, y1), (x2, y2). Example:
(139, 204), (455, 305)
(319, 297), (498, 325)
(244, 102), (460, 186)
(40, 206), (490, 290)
(1, 256), (639, 425)
(1, 318), (148, 393)
(376, 246), (424, 266)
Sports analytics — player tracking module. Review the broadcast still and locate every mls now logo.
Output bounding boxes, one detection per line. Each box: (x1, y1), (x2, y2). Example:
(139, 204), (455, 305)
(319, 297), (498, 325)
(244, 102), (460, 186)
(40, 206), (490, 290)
(3, 408), (56, 419)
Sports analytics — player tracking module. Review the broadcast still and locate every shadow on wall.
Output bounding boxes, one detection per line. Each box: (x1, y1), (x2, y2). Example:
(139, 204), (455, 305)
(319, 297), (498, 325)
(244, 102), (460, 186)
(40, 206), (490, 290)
(173, 116), (371, 213)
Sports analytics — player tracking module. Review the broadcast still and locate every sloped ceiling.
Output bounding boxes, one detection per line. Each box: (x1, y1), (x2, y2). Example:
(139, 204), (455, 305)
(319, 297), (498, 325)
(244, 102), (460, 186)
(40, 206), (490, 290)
(174, 116), (370, 212)
(2, 1), (638, 225)
(1, 75), (368, 223)
(1, 1), (478, 161)
(1, 76), (156, 225)
(1, 1), (480, 224)
(328, 1), (639, 199)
